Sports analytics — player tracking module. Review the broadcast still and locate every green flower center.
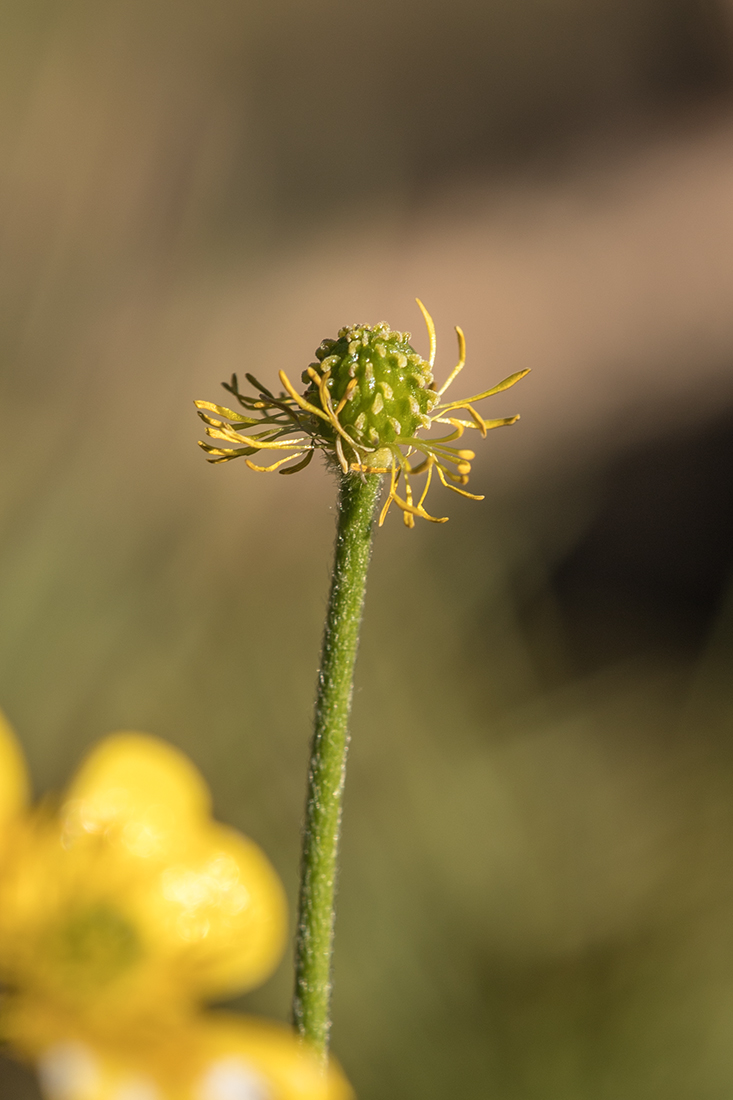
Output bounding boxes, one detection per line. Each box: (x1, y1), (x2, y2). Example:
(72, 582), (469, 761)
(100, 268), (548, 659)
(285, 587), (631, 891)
(48, 903), (142, 990)
(303, 323), (439, 449)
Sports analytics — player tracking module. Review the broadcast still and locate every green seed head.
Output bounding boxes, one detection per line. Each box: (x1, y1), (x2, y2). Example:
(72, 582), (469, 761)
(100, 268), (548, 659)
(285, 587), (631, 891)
(301, 322), (439, 450)
(196, 298), (529, 525)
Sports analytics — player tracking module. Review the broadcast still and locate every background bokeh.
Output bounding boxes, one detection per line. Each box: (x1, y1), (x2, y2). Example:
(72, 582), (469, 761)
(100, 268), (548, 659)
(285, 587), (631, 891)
(3, 1), (733, 1096)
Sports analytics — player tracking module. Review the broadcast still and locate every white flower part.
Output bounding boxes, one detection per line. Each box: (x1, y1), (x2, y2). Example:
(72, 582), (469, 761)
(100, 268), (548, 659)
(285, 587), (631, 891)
(195, 1057), (272, 1100)
(37, 1042), (100, 1100)
(113, 1076), (162, 1100)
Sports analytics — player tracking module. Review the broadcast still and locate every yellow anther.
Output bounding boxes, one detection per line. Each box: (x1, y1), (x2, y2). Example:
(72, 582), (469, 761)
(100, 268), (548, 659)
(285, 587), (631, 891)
(279, 370), (331, 424)
(437, 326), (466, 396)
(392, 490), (448, 524)
(417, 458), (434, 508)
(466, 406), (488, 436)
(315, 371), (364, 457)
(415, 298), (437, 369)
(245, 453), (308, 472)
(335, 378), (358, 415)
(378, 470), (396, 526)
(335, 436), (349, 475)
(436, 463), (484, 500)
(437, 368), (530, 412)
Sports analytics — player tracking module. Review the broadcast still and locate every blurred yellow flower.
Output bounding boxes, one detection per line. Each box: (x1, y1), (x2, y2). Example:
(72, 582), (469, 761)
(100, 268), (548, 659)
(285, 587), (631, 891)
(0, 709), (29, 839)
(0, 715), (353, 1099)
(0, 715), (287, 1040)
(8, 1008), (352, 1100)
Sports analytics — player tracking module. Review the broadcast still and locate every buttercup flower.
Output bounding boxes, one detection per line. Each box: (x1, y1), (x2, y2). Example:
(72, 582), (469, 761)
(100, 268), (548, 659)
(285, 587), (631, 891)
(11, 1010), (352, 1100)
(0, 726), (286, 1038)
(0, 715), (351, 1098)
(0, 709), (28, 844)
(196, 300), (529, 527)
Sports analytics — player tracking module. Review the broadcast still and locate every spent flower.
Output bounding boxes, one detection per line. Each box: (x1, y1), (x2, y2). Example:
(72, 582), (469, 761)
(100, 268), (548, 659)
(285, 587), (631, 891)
(196, 300), (528, 526)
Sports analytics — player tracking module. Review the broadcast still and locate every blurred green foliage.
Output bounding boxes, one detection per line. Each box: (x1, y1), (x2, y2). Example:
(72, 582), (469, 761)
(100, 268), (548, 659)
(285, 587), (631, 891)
(4, 426), (733, 1099)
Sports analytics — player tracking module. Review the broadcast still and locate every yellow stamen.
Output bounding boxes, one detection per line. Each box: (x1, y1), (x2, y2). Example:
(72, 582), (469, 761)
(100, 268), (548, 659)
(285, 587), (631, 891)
(430, 417), (473, 432)
(437, 368), (531, 411)
(415, 298), (437, 369)
(198, 442), (249, 458)
(378, 458), (399, 527)
(335, 378), (358, 415)
(432, 414), (520, 432)
(279, 370), (332, 424)
(391, 489), (448, 524)
(436, 463), (485, 500)
(207, 429), (308, 451)
(408, 457), (429, 476)
(482, 414), (521, 430)
(403, 471), (415, 528)
(466, 405), (488, 436)
(245, 452), (308, 472)
(194, 400), (256, 424)
(315, 368), (368, 459)
(335, 435), (349, 474)
(350, 462), (389, 474)
(279, 449), (315, 475)
(422, 423), (465, 444)
(417, 458), (434, 508)
(437, 326), (466, 396)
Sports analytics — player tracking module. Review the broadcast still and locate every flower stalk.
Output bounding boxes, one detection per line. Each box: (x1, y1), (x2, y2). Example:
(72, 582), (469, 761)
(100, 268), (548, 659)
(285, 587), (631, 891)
(293, 470), (383, 1057)
(195, 299), (529, 1065)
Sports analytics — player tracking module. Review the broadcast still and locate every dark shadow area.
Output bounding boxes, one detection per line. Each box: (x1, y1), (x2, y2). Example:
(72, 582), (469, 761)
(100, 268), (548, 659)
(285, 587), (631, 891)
(213, 0), (733, 241)
(551, 406), (733, 669)
(0, 1055), (41, 1100)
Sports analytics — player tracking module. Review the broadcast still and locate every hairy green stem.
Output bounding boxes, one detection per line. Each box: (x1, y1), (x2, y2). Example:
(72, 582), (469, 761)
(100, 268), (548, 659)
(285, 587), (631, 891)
(293, 470), (383, 1056)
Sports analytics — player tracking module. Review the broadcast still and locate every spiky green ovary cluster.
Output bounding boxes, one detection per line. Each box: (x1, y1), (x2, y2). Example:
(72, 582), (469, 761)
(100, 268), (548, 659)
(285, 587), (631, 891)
(302, 323), (439, 455)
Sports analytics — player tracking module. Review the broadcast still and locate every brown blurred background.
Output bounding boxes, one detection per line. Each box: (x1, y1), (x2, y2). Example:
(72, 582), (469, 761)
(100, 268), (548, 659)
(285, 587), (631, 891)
(3, 1), (733, 1096)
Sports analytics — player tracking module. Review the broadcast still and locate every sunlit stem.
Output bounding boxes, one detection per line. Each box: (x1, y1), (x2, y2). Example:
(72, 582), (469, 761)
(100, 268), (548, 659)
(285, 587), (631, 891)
(293, 470), (384, 1058)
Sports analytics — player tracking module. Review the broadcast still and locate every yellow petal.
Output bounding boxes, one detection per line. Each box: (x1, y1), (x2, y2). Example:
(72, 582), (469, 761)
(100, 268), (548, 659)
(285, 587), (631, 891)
(28, 1013), (353, 1100)
(0, 733), (287, 1027)
(0, 708), (29, 830)
(179, 1013), (354, 1100)
(66, 733), (288, 996)
(141, 824), (288, 998)
(62, 733), (211, 860)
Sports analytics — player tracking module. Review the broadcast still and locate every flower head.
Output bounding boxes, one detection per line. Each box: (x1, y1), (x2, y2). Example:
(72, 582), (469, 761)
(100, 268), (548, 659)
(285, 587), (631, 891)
(14, 1012), (352, 1100)
(0, 726), (287, 1042)
(0, 717), (352, 1099)
(196, 300), (529, 527)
